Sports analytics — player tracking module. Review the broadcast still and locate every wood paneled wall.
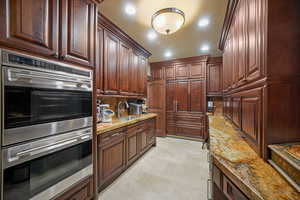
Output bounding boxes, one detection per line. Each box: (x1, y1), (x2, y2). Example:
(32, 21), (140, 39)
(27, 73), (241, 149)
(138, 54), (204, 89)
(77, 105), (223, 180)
(220, 0), (300, 159)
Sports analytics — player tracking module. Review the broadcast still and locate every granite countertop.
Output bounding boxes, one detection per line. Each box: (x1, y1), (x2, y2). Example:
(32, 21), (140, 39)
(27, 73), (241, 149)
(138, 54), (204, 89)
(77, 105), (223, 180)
(97, 113), (157, 135)
(209, 110), (300, 200)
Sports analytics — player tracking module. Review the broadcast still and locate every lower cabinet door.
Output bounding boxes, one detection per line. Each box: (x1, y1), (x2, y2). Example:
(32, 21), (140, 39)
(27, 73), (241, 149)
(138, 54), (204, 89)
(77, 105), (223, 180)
(98, 135), (126, 188)
(126, 130), (139, 165)
(140, 130), (148, 152)
(55, 176), (93, 200)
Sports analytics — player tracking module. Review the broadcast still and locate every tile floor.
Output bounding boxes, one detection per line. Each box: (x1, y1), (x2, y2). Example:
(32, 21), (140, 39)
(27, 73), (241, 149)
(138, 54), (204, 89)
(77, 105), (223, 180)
(99, 137), (209, 200)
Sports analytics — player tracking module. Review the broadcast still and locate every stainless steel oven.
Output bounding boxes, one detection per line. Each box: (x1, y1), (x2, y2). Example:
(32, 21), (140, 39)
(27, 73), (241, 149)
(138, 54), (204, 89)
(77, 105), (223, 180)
(1, 50), (93, 146)
(0, 49), (94, 200)
(1, 128), (93, 200)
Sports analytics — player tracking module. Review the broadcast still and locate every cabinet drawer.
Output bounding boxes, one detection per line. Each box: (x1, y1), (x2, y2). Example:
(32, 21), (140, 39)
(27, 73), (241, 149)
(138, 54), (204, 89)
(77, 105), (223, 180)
(127, 122), (147, 133)
(98, 128), (125, 146)
(55, 176), (93, 200)
(223, 176), (248, 200)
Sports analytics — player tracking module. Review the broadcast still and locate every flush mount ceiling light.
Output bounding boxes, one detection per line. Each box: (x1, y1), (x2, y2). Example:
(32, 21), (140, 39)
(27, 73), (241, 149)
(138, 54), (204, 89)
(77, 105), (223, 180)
(151, 8), (185, 35)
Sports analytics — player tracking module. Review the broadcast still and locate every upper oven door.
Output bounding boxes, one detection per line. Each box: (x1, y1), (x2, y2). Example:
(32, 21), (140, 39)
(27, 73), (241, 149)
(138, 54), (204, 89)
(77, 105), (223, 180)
(2, 67), (93, 146)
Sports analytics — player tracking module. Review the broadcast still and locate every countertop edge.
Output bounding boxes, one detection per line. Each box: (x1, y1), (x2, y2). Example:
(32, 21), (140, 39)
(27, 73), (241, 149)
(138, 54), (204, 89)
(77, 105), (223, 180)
(97, 114), (157, 135)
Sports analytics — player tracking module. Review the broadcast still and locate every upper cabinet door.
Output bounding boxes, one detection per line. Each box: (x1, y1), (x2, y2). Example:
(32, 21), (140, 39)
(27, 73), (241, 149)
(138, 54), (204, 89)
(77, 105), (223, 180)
(129, 50), (139, 95)
(175, 64), (189, 79)
(0, 0), (59, 57)
(119, 42), (131, 95)
(189, 62), (206, 79)
(137, 56), (147, 96)
(190, 79), (206, 113)
(246, 0), (262, 81)
(166, 81), (176, 112)
(165, 65), (175, 80)
(60, 0), (96, 67)
(96, 26), (104, 94)
(104, 30), (119, 94)
(175, 80), (189, 112)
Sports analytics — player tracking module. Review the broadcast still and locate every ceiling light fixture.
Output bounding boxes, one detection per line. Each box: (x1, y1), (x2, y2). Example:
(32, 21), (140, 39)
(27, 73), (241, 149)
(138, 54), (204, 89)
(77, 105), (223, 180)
(147, 30), (158, 40)
(198, 18), (210, 27)
(125, 4), (136, 16)
(201, 45), (210, 52)
(152, 8), (185, 35)
(164, 50), (172, 58)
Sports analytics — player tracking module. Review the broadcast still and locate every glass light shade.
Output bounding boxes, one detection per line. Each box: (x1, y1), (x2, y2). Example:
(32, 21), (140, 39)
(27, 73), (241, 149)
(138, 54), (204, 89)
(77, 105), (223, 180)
(152, 8), (185, 35)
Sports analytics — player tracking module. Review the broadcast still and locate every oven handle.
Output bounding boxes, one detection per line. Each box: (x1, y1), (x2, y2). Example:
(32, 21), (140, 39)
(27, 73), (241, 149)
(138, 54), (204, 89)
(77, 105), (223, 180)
(16, 134), (91, 158)
(5, 67), (92, 90)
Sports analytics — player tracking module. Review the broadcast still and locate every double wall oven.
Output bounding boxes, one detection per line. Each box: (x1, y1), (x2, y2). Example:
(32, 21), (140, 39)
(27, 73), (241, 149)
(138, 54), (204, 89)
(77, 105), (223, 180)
(0, 49), (93, 200)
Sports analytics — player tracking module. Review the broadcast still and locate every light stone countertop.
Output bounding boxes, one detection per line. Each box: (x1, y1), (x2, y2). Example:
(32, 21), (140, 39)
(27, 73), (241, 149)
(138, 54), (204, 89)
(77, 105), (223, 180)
(97, 113), (157, 135)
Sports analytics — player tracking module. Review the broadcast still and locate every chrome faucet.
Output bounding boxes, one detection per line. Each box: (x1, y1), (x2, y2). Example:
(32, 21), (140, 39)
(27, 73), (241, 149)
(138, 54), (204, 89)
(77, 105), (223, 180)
(117, 100), (129, 119)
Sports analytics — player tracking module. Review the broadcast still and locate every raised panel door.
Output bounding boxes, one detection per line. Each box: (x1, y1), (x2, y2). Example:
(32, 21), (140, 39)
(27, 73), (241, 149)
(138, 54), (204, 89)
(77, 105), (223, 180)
(175, 80), (189, 112)
(126, 130), (138, 165)
(137, 56), (147, 96)
(190, 62), (206, 79)
(104, 30), (119, 94)
(208, 64), (222, 95)
(0, 0), (58, 57)
(241, 88), (262, 153)
(232, 16), (239, 87)
(165, 65), (175, 80)
(190, 79), (206, 113)
(98, 135), (126, 186)
(246, 0), (262, 81)
(232, 97), (241, 127)
(61, 0), (96, 67)
(129, 51), (139, 94)
(151, 66), (163, 80)
(175, 64), (189, 79)
(238, 0), (247, 83)
(119, 42), (131, 95)
(96, 26), (104, 94)
(166, 81), (176, 112)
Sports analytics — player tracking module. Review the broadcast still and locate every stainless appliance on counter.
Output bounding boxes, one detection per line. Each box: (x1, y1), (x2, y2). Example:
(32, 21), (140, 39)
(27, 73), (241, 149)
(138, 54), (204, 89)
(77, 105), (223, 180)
(129, 103), (143, 116)
(99, 104), (114, 123)
(0, 49), (93, 200)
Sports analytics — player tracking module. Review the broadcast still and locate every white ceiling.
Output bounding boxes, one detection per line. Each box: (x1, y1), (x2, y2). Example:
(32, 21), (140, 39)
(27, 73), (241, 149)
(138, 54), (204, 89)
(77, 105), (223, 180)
(99, 0), (228, 62)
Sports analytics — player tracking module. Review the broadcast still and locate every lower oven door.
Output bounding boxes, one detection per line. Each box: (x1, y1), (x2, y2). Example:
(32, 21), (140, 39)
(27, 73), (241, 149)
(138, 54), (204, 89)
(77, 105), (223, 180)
(2, 134), (92, 200)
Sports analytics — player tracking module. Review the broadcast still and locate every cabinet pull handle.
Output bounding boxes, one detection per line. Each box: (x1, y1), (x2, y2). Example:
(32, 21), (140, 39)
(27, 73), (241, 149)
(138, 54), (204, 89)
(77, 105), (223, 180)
(111, 132), (121, 137)
(207, 179), (212, 200)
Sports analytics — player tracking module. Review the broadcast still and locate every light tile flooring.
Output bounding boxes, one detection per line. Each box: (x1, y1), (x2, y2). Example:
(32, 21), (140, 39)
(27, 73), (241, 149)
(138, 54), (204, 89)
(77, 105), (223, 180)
(99, 137), (209, 200)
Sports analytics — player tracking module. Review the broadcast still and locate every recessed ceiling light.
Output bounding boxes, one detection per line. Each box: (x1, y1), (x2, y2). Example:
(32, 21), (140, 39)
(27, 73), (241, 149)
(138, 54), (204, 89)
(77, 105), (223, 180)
(164, 51), (172, 58)
(201, 45), (210, 52)
(198, 18), (210, 27)
(147, 30), (157, 40)
(125, 4), (136, 16)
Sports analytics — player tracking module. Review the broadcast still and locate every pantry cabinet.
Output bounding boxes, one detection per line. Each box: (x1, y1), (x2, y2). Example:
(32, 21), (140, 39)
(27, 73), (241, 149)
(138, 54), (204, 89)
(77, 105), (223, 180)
(0, 0), (98, 68)
(151, 56), (208, 139)
(97, 14), (151, 97)
(207, 57), (223, 96)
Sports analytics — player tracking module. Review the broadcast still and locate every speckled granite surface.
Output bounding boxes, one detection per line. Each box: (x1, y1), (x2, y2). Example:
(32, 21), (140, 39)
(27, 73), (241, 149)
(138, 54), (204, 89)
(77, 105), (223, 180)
(97, 113), (157, 135)
(209, 107), (300, 200)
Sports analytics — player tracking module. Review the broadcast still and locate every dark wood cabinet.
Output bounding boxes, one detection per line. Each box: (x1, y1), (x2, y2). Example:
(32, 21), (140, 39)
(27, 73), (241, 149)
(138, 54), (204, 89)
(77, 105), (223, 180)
(0, 0), (59, 57)
(207, 57), (223, 96)
(175, 64), (189, 79)
(96, 26), (104, 94)
(103, 30), (119, 94)
(98, 118), (157, 191)
(60, 0), (96, 67)
(119, 42), (131, 95)
(151, 66), (164, 80)
(190, 62), (206, 79)
(0, 0), (98, 68)
(97, 14), (151, 97)
(98, 129), (126, 188)
(151, 56), (208, 139)
(165, 65), (175, 80)
(55, 176), (93, 200)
